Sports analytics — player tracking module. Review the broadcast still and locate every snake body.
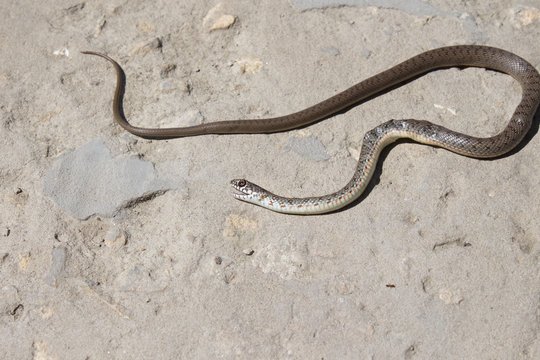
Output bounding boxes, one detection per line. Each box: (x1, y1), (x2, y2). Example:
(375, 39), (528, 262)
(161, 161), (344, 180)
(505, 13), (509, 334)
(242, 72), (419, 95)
(82, 45), (540, 214)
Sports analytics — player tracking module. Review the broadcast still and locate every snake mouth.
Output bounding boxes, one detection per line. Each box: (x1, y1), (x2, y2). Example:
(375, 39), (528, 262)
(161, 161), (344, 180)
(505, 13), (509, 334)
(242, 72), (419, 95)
(231, 189), (248, 199)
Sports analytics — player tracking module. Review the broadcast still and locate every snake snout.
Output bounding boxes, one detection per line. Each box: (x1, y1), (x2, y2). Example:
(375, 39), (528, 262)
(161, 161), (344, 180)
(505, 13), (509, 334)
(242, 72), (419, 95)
(230, 179), (251, 198)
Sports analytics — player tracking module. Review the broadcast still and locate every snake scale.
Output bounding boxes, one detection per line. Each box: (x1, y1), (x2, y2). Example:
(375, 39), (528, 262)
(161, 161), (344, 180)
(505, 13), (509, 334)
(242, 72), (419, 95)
(82, 45), (540, 214)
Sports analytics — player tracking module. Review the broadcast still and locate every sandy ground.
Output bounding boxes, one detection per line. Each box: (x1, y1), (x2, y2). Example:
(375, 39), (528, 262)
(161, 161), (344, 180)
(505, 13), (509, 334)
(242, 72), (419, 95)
(1, 0), (539, 358)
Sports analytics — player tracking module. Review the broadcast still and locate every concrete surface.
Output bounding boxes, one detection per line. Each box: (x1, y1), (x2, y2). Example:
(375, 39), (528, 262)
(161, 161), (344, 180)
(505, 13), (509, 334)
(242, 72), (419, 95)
(1, 0), (539, 358)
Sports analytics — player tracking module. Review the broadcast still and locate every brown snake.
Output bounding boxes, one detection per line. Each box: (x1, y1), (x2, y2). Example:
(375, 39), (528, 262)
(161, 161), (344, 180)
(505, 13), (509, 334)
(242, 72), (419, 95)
(82, 45), (540, 214)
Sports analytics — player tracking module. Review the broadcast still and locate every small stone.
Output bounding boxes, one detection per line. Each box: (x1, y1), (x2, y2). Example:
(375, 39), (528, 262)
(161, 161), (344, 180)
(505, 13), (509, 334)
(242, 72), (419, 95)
(348, 147), (360, 161)
(234, 57), (263, 74)
(18, 252), (31, 272)
(203, 3), (237, 31)
(130, 38), (162, 55)
(104, 228), (127, 248)
(433, 104), (456, 115)
(185, 233), (197, 244)
(37, 305), (55, 320)
(136, 22), (156, 33)
(336, 281), (355, 295)
(210, 14), (236, 31)
(439, 288), (463, 304)
(242, 249), (254, 256)
(94, 17), (106, 38)
(53, 48), (70, 57)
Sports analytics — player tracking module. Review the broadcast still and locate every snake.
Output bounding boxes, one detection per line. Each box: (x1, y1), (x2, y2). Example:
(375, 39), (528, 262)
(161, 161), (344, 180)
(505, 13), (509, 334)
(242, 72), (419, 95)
(81, 45), (540, 214)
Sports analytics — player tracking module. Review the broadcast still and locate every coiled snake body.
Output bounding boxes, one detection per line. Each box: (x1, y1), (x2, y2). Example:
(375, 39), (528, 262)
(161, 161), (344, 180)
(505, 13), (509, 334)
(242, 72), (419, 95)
(82, 45), (540, 214)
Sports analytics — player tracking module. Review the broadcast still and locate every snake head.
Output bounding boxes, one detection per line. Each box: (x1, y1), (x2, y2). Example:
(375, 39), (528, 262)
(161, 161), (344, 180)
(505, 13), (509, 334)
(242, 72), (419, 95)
(230, 179), (254, 199)
(230, 179), (268, 204)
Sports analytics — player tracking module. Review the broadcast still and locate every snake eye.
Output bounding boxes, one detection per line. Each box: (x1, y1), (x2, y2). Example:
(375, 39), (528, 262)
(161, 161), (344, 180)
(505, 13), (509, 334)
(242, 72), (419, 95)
(237, 179), (246, 187)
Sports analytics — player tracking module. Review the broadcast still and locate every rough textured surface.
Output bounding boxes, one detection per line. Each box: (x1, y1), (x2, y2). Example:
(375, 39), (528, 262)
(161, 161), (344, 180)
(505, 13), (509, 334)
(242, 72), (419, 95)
(1, 0), (539, 358)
